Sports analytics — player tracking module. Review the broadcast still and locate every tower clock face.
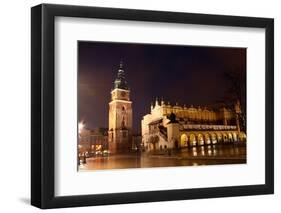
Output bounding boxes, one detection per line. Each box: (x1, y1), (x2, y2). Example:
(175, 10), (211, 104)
(121, 91), (126, 97)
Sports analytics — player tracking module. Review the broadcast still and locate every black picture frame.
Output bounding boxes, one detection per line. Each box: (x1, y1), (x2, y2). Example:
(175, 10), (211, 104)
(31, 3), (274, 209)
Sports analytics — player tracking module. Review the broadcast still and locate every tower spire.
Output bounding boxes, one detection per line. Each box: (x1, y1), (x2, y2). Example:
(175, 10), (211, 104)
(114, 60), (129, 90)
(151, 102), (154, 111)
(161, 97), (165, 106)
(155, 97), (159, 106)
(119, 59), (123, 69)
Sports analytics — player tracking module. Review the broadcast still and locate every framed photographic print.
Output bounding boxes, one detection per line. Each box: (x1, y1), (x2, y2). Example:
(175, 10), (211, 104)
(31, 4), (274, 209)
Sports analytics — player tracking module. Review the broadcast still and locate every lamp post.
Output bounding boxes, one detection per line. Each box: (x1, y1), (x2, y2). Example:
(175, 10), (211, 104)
(78, 122), (85, 135)
(78, 121), (85, 165)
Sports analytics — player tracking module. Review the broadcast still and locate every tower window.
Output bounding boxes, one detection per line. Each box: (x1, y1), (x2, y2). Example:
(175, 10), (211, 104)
(121, 116), (126, 128)
(122, 106), (126, 111)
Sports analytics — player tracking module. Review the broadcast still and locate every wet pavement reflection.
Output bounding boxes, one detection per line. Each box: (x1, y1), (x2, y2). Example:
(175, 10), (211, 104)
(79, 144), (246, 171)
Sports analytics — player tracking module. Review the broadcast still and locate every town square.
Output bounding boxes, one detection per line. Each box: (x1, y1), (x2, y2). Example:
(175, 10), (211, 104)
(78, 42), (246, 171)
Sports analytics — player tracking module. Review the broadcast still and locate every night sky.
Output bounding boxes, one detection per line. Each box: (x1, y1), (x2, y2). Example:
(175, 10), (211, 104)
(78, 41), (246, 134)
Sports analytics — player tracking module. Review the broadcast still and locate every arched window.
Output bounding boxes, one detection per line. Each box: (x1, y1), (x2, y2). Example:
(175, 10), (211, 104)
(211, 133), (217, 144)
(180, 134), (188, 147)
(121, 116), (126, 128)
(189, 134), (197, 146)
(204, 133), (211, 144)
(197, 134), (204, 146)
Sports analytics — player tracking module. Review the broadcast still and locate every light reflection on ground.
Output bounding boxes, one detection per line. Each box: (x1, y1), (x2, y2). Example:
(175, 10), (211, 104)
(79, 144), (246, 171)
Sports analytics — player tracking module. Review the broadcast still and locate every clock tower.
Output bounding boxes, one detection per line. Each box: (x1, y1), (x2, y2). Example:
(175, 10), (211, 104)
(108, 61), (133, 153)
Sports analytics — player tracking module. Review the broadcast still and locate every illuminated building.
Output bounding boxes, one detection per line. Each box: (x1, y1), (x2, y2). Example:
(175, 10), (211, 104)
(108, 61), (133, 153)
(141, 99), (246, 151)
(78, 128), (108, 155)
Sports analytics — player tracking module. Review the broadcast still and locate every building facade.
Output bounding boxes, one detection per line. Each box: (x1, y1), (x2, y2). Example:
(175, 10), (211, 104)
(78, 128), (108, 156)
(108, 62), (133, 153)
(141, 99), (246, 151)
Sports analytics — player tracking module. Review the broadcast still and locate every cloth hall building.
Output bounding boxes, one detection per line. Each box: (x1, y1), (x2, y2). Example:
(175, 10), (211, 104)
(141, 99), (246, 151)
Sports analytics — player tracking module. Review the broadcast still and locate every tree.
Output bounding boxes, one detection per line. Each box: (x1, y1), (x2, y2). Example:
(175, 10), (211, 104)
(218, 67), (246, 132)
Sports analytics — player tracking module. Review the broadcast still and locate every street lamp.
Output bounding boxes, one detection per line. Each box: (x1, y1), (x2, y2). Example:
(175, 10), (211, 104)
(78, 121), (85, 165)
(78, 121), (85, 135)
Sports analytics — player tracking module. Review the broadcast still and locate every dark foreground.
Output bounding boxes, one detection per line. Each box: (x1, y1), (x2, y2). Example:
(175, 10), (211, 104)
(79, 144), (246, 171)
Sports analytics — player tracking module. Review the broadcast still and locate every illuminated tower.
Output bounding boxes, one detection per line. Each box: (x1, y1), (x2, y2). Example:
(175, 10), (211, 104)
(108, 61), (133, 153)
